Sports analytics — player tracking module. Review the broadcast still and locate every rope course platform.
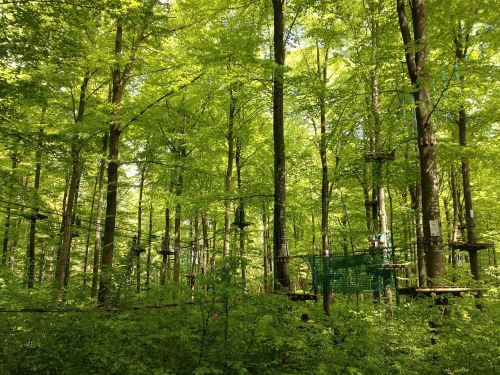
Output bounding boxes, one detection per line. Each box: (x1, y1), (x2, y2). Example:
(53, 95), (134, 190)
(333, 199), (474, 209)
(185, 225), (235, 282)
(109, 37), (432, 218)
(398, 287), (480, 297)
(301, 250), (403, 294)
(287, 293), (317, 302)
(448, 242), (495, 251)
(364, 151), (395, 162)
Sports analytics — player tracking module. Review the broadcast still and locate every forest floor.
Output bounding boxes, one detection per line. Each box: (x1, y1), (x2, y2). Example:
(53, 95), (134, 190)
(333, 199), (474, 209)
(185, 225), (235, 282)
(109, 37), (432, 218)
(0, 284), (499, 374)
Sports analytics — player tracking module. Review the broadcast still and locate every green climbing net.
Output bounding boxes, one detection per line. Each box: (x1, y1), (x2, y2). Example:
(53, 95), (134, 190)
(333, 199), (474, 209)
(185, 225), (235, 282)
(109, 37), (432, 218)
(302, 250), (396, 294)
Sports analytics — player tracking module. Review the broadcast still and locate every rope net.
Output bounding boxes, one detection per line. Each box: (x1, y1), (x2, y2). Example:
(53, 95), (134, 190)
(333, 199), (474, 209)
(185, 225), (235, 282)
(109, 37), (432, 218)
(302, 250), (396, 294)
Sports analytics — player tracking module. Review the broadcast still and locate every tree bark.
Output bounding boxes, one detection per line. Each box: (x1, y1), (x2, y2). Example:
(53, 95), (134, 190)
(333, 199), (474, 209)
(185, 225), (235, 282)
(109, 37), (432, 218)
(173, 172), (183, 287)
(55, 72), (89, 299)
(272, 0), (291, 291)
(202, 212), (209, 276)
(397, 0), (444, 283)
(235, 142), (246, 286)
(223, 88), (236, 258)
(135, 167), (145, 293)
(27, 128), (43, 288)
(160, 207), (170, 285)
(454, 31), (480, 281)
(91, 132), (108, 298)
(146, 203), (153, 288)
(98, 13), (149, 304)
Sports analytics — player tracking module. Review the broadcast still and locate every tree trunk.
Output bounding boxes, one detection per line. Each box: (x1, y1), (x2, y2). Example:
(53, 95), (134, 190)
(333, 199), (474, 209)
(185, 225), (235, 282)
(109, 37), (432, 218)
(202, 212), (209, 276)
(454, 30), (480, 281)
(146, 203), (153, 288)
(316, 43), (331, 315)
(2, 155), (18, 268)
(98, 14), (149, 304)
(27, 128), (43, 288)
(91, 132), (108, 298)
(235, 142), (246, 286)
(135, 168), (145, 293)
(223, 88), (236, 258)
(262, 202), (270, 292)
(397, 0), (444, 283)
(272, 0), (291, 291)
(409, 183), (426, 287)
(160, 207), (170, 285)
(173, 172), (183, 287)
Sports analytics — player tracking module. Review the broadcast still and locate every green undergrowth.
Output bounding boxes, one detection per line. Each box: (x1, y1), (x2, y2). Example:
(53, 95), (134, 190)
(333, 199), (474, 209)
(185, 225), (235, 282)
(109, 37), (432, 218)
(0, 286), (498, 374)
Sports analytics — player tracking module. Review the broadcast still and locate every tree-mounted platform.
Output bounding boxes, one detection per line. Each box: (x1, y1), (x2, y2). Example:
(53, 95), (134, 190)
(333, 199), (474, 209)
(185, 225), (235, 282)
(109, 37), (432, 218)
(448, 242), (494, 251)
(287, 293), (317, 302)
(366, 263), (409, 271)
(364, 151), (395, 162)
(132, 246), (146, 254)
(24, 213), (48, 221)
(158, 249), (175, 256)
(232, 221), (252, 229)
(233, 206), (252, 229)
(398, 287), (479, 297)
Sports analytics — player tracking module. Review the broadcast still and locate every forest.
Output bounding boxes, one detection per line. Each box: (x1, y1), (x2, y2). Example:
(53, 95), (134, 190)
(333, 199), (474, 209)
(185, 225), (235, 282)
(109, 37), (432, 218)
(0, 0), (499, 374)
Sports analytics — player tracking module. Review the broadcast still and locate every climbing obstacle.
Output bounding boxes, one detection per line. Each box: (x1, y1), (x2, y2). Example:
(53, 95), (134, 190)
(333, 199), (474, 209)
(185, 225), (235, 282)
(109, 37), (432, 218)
(302, 250), (407, 295)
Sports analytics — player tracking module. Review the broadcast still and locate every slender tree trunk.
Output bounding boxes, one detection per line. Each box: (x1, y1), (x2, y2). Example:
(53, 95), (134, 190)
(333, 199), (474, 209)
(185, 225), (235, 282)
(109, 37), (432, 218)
(27, 128), (43, 288)
(202, 212), (209, 276)
(454, 31), (480, 280)
(56, 71), (90, 301)
(173, 172), (183, 287)
(160, 207), (170, 285)
(409, 183), (426, 287)
(83, 169), (99, 287)
(146, 203), (153, 288)
(262, 203), (269, 292)
(135, 168), (145, 293)
(315, 43), (331, 315)
(56, 158), (79, 301)
(2, 155), (18, 268)
(235, 143), (246, 286)
(223, 88), (236, 258)
(272, 0), (291, 291)
(91, 133), (108, 298)
(190, 210), (199, 290)
(397, 0), (444, 283)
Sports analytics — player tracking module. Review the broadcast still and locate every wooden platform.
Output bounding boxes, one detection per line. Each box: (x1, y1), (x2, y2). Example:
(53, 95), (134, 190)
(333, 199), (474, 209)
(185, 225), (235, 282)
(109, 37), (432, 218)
(366, 263), (409, 270)
(159, 250), (175, 256)
(364, 151), (395, 162)
(398, 287), (478, 297)
(448, 242), (494, 251)
(287, 293), (317, 302)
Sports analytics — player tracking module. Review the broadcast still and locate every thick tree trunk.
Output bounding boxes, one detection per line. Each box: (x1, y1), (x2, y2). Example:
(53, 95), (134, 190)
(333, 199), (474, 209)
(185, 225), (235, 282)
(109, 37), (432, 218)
(272, 0), (291, 291)
(397, 0), (444, 283)
(98, 14), (149, 304)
